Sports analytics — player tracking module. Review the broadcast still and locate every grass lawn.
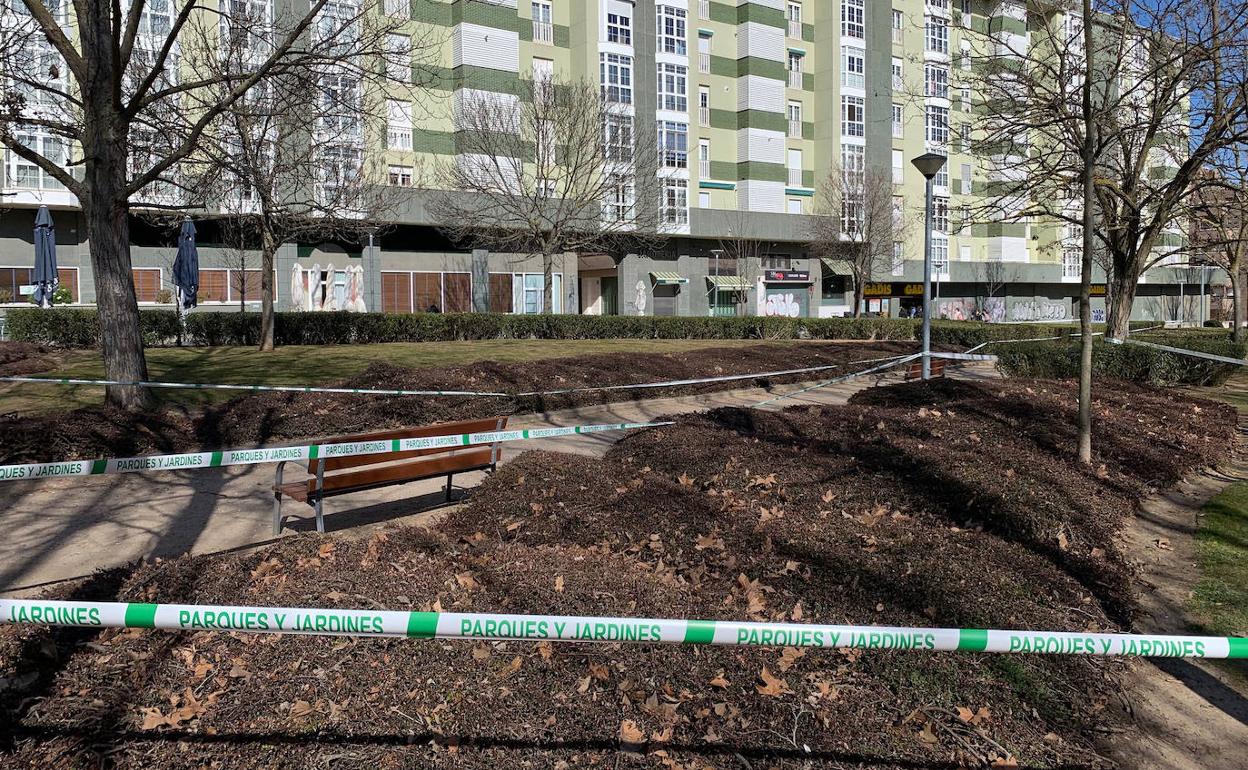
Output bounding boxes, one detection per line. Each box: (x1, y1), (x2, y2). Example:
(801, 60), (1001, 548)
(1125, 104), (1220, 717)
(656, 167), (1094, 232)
(0, 338), (807, 415)
(1190, 482), (1248, 685)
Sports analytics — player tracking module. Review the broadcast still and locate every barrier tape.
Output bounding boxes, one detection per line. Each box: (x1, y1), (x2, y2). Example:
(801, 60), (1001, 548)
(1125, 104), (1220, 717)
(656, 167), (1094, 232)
(2, 599), (1243, 658)
(0, 356), (918, 401)
(0, 376), (511, 398)
(1108, 337), (1248, 366)
(0, 421), (669, 484)
(928, 351), (998, 362)
(751, 354), (922, 408)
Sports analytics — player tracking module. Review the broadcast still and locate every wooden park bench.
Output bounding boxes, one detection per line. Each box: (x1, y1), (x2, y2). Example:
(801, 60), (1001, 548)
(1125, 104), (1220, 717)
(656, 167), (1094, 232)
(272, 417), (507, 534)
(904, 358), (947, 381)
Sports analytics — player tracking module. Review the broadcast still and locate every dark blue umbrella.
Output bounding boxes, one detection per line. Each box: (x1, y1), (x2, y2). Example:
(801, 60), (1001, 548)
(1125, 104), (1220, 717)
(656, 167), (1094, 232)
(172, 218), (199, 310)
(32, 206), (57, 308)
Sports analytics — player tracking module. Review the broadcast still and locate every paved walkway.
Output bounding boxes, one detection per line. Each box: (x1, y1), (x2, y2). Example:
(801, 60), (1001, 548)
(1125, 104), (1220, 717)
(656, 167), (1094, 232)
(0, 363), (996, 594)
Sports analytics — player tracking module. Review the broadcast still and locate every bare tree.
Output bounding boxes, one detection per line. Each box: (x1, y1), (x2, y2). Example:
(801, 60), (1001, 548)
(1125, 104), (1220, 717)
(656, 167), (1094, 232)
(183, 2), (422, 350)
(973, 259), (1017, 321)
(0, 0), (400, 408)
(430, 76), (665, 313)
(711, 208), (768, 316)
(807, 163), (901, 318)
(1191, 160), (1248, 340)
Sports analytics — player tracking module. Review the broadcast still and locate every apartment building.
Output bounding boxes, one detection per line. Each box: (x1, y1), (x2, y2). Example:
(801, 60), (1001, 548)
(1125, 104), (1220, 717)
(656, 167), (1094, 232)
(0, 0), (1200, 321)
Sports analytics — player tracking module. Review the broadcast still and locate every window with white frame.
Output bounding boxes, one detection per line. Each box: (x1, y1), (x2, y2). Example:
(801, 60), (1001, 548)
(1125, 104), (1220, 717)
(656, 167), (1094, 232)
(532, 57), (554, 102)
(698, 33), (711, 73)
(842, 146), (865, 233)
(788, 2), (802, 38)
(1063, 248), (1082, 278)
(698, 85), (710, 126)
(925, 104), (948, 144)
(603, 112), (634, 162)
(891, 57), (903, 89)
(788, 51), (804, 88)
(925, 15), (948, 54)
(842, 0), (864, 39)
(6, 128), (68, 190)
(699, 0), (710, 20)
(600, 53), (633, 103)
(387, 164), (413, 186)
(787, 101), (803, 138)
(603, 174), (635, 222)
(933, 196), (949, 232)
(958, 122), (970, 151)
(959, 51), (970, 70)
(657, 63), (688, 111)
(384, 0), (408, 18)
(699, 191), (711, 208)
(788, 198), (803, 215)
(960, 162), (972, 193)
(386, 33), (411, 82)
(892, 9), (903, 43)
(892, 242), (905, 275)
(934, 157), (949, 188)
(924, 64), (948, 98)
(658, 5), (687, 55)
(892, 103), (904, 138)
(842, 95), (865, 137)
(607, 10), (631, 45)
(657, 120), (688, 168)
(662, 178), (689, 227)
(842, 46), (865, 89)
(698, 138), (710, 177)
(961, 0), (972, 16)
(932, 234), (949, 274)
(891, 149), (903, 184)
(892, 196), (904, 226)
(928, 0), (949, 10)
(386, 99), (412, 150)
(533, 0), (553, 44)
(961, 86), (971, 110)
(318, 73), (362, 138)
(788, 148), (803, 187)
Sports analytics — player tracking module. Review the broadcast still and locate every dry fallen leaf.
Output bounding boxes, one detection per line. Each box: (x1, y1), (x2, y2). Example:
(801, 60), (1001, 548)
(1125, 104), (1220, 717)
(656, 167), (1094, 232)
(289, 700), (315, 719)
(1154, 537), (1172, 551)
(619, 719), (646, 745)
(1057, 531), (1070, 552)
(709, 673), (730, 688)
(777, 646), (805, 672)
(755, 666), (789, 697)
(554, 575), (565, 593)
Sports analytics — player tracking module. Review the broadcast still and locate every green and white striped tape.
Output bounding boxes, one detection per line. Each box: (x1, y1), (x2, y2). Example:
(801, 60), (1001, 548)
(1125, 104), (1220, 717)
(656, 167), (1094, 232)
(0, 421), (668, 484)
(2, 599), (1243, 658)
(1107, 337), (1248, 366)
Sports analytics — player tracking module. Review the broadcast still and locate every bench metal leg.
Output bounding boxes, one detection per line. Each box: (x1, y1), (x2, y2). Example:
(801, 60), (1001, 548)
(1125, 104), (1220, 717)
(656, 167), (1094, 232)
(313, 497), (325, 534)
(272, 491), (283, 535)
(444, 473), (454, 502)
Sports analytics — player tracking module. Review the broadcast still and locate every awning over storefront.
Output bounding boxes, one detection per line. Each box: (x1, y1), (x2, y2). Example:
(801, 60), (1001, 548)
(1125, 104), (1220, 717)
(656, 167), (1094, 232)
(650, 271), (689, 286)
(706, 275), (753, 290)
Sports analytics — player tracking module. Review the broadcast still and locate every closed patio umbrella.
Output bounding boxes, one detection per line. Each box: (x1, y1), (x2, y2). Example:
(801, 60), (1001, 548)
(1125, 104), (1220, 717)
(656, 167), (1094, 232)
(32, 206), (57, 308)
(171, 218), (199, 313)
(307, 263), (322, 311)
(290, 263), (305, 311)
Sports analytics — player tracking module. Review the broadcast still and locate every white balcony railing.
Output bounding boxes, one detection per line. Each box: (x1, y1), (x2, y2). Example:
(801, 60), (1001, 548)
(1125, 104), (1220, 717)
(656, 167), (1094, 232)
(788, 70), (803, 89)
(788, 167), (803, 186)
(699, 106), (710, 126)
(788, 20), (802, 39)
(699, 0), (710, 19)
(533, 20), (553, 44)
(893, 26), (903, 44)
(699, 52), (710, 73)
(699, 159), (711, 178)
(788, 119), (802, 138)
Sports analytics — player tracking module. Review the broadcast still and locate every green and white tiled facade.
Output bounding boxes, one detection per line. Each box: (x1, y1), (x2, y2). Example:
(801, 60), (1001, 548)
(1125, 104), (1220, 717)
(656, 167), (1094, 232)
(0, 0), (1207, 322)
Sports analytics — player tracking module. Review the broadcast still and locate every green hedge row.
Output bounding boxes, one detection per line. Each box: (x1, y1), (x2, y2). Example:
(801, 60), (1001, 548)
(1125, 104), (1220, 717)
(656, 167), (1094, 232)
(3, 307), (1161, 349)
(994, 336), (1247, 386)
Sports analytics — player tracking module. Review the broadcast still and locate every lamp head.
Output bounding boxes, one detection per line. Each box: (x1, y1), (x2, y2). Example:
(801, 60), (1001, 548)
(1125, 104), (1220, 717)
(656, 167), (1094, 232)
(911, 152), (947, 180)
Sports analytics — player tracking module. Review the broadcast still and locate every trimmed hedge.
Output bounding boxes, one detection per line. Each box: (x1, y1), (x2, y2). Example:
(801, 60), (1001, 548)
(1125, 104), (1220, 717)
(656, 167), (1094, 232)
(1, 307), (1176, 350)
(994, 336), (1248, 386)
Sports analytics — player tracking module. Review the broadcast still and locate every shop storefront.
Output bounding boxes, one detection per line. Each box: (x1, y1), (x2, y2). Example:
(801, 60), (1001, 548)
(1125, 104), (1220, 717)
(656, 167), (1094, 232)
(706, 274), (752, 317)
(760, 269), (814, 318)
(863, 282), (926, 318)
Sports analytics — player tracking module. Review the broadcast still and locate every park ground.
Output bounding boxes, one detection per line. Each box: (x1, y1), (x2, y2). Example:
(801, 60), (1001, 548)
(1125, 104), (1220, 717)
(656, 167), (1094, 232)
(0, 336), (1244, 768)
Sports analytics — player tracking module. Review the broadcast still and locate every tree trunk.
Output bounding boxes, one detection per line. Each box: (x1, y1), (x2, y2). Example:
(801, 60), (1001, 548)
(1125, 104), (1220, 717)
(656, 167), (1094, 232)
(853, 281), (863, 318)
(83, 192), (152, 410)
(1077, 0), (1095, 465)
(78, 3), (151, 411)
(1234, 262), (1246, 344)
(1105, 265), (1140, 340)
(259, 230), (278, 352)
(543, 252), (554, 314)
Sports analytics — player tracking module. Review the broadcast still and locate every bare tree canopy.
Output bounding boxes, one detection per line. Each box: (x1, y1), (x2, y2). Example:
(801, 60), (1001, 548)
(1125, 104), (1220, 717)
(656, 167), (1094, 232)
(965, 0), (1248, 339)
(430, 76), (666, 313)
(808, 161), (903, 318)
(1191, 157), (1248, 340)
(0, 0), (399, 407)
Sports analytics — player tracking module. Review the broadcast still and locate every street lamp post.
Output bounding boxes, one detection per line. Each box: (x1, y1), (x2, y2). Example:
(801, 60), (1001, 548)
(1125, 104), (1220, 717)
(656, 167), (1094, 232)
(911, 153), (947, 380)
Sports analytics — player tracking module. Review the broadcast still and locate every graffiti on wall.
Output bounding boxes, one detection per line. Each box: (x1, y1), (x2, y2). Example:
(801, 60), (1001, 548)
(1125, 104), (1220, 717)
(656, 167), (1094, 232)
(764, 293), (802, 318)
(982, 298), (1006, 323)
(634, 281), (647, 316)
(1010, 299), (1069, 322)
(936, 299), (976, 321)
(1092, 308), (1106, 323)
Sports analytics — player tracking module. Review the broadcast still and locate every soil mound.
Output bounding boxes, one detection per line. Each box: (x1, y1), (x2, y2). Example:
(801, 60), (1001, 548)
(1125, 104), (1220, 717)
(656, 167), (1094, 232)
(0, 341), (55, 377)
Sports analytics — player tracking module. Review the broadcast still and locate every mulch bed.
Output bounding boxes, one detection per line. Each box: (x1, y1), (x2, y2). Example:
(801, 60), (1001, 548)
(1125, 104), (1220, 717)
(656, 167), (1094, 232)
(0, 341), (921, 464)
(0, 377), (1235, 769)
(0, 341), (55, 377)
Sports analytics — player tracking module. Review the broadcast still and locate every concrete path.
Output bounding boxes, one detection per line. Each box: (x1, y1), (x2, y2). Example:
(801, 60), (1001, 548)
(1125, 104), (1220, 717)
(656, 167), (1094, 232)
(0, 363), (996, 594)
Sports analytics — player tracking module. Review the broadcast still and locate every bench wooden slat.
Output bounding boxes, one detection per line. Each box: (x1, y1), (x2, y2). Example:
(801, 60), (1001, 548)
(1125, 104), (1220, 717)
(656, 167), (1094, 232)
(279, 448), (497, 502)
(313, 417), (506, 473)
